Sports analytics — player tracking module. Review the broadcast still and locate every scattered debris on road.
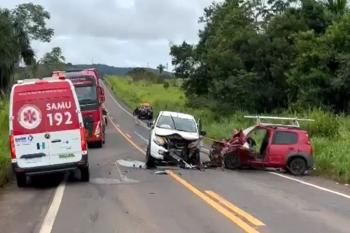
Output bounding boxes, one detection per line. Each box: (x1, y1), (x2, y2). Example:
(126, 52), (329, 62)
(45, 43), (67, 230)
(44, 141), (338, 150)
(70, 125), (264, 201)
(154, 171), (167, 175)
(117, 159), (146, 169)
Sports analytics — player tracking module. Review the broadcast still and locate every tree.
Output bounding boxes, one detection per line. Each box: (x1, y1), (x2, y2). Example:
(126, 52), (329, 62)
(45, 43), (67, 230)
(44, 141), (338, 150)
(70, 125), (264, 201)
(12, 3), (53, 42)
(157, 64), (165, 74)
(170, 41), (195, 80)
(169, 0), (350, 113)
(0, 3), (53, 90)
(30, 47), (66, 78)
(289, 13), (350, 111)
(41, 47), (65, 65)
(0, 9), (18, 90)
(325, 0), (348, 16)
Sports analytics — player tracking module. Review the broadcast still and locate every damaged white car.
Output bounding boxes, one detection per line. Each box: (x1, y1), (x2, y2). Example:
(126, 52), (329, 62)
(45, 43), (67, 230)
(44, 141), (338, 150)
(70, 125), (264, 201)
(146, 111), (206, 168)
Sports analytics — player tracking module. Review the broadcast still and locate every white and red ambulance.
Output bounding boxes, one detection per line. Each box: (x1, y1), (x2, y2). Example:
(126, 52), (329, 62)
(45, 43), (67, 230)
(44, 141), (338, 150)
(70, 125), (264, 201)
(9, 77), (89, 187)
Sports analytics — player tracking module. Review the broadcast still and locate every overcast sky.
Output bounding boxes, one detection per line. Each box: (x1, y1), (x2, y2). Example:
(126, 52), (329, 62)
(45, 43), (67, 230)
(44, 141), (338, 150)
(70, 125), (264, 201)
(1, 0), (219, 70)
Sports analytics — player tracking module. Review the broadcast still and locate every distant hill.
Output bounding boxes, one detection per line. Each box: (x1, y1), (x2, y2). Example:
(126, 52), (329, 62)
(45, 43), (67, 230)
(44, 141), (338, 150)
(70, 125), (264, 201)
(67, 64), (133, 77)
(14, 63), (173, 81)
(67, 64), (173, 78)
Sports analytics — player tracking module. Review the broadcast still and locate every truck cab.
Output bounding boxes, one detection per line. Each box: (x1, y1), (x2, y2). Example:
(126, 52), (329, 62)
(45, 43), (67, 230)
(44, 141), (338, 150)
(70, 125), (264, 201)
(53, 70), (106, 148)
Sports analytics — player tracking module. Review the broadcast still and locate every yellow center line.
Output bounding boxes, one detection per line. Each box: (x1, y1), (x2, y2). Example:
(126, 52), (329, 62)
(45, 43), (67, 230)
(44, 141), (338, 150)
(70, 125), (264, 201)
(205, 190), (265, 227)
(107, 114), (145, 155)
(166, 170), (260, 233)
(106, 108), (263, 233)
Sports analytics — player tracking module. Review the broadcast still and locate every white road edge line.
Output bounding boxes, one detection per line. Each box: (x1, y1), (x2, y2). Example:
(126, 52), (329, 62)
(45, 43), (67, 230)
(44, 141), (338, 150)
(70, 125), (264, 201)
(270, 172), (350, 200)
(134, 131), (148, 143)
(39, 182), (66, 233)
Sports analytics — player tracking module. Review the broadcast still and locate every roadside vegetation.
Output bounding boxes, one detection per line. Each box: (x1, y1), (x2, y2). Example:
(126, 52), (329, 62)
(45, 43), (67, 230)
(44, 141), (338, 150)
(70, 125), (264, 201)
(170, 0), (350, 115)
(0, 100), (9, 186)
(0, 3), (61, 186)
(106, 76), (350, 183)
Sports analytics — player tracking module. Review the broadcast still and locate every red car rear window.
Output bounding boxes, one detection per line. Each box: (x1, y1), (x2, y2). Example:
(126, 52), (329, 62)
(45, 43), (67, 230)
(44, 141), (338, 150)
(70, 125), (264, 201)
(12, 81), (80, 135)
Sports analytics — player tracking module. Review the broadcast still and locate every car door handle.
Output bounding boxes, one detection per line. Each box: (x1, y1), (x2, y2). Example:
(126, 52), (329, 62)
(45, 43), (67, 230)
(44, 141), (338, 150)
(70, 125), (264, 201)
(51, 139), (62, 143)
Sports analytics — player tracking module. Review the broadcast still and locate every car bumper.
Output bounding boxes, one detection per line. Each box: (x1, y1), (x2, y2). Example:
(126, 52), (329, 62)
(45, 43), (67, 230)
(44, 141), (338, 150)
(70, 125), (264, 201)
(150, 141), (168, 160)
(87, 134), (102, 143)
(12, 155), (88, 176)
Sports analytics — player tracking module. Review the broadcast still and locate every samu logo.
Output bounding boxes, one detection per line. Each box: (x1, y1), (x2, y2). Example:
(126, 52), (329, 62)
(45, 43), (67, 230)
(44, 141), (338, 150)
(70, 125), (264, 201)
(18, 105), (42, 130)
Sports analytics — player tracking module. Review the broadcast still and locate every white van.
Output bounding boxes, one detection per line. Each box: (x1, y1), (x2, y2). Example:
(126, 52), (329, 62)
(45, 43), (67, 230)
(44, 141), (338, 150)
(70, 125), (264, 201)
(9, 77), (89, 187)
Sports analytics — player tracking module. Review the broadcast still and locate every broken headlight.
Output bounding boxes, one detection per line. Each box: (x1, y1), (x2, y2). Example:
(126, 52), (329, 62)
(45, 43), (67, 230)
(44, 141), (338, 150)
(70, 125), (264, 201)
(188, 140), (200, 149)
(153, 135), (166, 146)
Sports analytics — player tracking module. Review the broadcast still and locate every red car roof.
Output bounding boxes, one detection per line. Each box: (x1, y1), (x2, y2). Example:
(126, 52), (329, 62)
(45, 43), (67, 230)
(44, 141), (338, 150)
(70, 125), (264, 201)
(259, 125), (307, 133)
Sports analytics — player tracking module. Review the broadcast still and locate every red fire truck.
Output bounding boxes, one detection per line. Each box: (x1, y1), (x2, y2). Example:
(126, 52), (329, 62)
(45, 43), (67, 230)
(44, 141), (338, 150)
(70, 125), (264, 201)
(53, 69), (106, 148)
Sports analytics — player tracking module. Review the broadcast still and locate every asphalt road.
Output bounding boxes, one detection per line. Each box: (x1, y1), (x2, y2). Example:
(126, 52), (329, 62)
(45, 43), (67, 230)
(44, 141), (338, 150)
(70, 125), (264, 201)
(1, 81), (350, 233)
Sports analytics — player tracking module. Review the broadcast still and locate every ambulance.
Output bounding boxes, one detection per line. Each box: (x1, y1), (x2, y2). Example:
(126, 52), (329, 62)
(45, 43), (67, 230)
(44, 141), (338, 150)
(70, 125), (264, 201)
(9, 77), (89, 187)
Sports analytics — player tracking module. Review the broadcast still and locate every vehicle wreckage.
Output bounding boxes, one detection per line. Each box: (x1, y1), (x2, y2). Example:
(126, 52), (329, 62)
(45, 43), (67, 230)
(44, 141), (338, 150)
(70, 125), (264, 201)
(205, 116), (315, 175)
(133, 102), (153, 121)
(146, 111), (206, 169)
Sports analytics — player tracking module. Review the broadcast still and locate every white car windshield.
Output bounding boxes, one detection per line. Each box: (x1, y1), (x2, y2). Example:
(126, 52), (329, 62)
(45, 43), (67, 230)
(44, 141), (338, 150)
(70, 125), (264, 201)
(156, 115), (197, 133)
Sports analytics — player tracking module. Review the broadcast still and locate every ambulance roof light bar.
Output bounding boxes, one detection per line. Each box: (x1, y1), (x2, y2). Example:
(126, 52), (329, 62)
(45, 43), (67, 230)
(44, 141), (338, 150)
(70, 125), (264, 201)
(244, 115), (315, 128)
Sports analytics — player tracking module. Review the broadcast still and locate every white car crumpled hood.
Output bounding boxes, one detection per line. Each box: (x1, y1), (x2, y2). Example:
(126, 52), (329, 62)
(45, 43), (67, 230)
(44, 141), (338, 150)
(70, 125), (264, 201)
(154, 128), (199, 140)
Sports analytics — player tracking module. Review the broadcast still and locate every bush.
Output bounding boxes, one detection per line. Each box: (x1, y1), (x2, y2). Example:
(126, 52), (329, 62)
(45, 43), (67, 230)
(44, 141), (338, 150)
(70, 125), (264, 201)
(163, 82), (169, 89)
(186, 94), (210, 108)
(302, 109), (339, 138)
(169, 79), (178, 87)
(312, 136), (350, 183)
(0, 100), (10, 186)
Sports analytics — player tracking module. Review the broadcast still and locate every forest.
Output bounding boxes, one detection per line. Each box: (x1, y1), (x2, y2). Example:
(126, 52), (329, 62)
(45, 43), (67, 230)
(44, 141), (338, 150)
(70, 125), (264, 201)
(170, 0), (350, 114)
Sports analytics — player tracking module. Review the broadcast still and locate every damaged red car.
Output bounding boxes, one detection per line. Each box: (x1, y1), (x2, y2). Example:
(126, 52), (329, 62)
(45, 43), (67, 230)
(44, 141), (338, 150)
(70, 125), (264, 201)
(209, 116), (314, 175)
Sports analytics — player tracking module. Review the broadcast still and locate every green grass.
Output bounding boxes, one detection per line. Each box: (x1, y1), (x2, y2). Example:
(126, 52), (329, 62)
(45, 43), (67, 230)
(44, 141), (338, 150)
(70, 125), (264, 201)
(106, 76), (350, 183)
(0, 100), (10, 186)
(106, 76), (186, 114)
